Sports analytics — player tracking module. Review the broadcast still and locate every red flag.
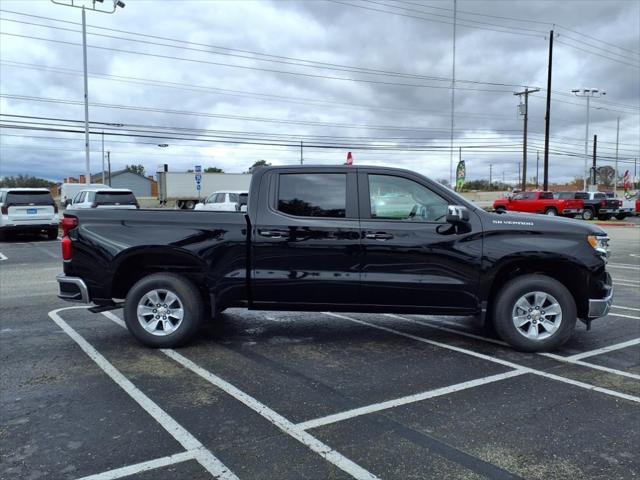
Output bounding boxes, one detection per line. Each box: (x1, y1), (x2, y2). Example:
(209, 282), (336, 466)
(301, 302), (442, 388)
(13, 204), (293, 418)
(346, 152), (353, 166)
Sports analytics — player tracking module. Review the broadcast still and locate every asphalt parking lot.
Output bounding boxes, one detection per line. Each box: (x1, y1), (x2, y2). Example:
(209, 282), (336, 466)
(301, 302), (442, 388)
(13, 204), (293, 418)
(1, 223), (638, 480)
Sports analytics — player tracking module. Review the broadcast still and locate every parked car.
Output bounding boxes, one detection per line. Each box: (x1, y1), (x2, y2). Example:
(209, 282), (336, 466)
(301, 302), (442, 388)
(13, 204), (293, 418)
(57, 165), (613, 353)
(194, 191), (248, 212)
(580, 192), (620, 221)
(60, 183), (109, 207)
(0, 188), (59, 240)
(66, 189), (139, 210)
(493, 191), (583, 217)
(604, 192), (635, 220)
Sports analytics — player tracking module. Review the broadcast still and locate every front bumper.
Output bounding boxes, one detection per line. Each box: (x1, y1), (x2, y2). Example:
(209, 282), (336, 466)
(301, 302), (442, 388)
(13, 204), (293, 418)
(57, 273), (90, 303)
(588, 286), (613, 319)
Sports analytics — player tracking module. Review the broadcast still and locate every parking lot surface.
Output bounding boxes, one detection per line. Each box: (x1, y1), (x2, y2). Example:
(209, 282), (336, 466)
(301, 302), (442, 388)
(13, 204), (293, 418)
(1, 224), (639, 480)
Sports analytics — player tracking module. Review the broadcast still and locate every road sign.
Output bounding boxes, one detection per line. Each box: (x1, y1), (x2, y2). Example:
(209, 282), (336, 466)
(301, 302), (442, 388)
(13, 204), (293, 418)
(196, 183), (201, 191)
(195, 174), (202, 182)
(194, 165), (202, 173)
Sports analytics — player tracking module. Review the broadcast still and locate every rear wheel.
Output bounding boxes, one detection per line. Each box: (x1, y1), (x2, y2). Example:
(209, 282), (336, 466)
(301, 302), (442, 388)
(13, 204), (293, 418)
(47, 227), (58, 240)
(615, 213), (627, 220)
(184, 200), (196, 209)
(582, 208), (594, 221)
(492, 274), (576, 352)
(124, 273), (205, 348)
(544, 208), (558, 216)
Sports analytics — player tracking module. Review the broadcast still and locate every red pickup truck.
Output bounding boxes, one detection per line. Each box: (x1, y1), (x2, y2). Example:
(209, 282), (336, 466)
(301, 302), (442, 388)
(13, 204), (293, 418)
(493, 191), (584, 217)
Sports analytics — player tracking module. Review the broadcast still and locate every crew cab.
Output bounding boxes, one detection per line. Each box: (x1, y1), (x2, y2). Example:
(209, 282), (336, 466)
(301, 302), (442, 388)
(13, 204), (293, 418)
(578, 192), (620, 221)
(493, 191), (583, 217)
(0, 188), (59, 240)
(56, 165), (613, 352)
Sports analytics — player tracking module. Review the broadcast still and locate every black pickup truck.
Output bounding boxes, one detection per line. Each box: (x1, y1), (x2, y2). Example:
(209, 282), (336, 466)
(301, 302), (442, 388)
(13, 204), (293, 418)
(554, 191), (621, 221)
(57, 165), (613, 352)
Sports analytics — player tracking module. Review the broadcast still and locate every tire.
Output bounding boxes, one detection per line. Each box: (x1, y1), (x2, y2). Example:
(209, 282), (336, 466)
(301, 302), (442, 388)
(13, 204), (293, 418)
(47, 227), (58, 240)
(544, 208), (558, 216)
(184, 200), (196, 209)
(582, 208), (594, 221)
(123, 273), (205, 348)
(492, 274), (576, 352)
(615, 213), (627, 220)
(598, 214), (612, 221)
(495, 207), (506, 214)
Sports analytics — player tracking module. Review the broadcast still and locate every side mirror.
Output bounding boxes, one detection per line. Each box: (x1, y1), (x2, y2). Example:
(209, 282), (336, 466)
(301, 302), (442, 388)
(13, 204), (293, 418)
(446, 205), (470, 224)
(236, 193), (248, 212)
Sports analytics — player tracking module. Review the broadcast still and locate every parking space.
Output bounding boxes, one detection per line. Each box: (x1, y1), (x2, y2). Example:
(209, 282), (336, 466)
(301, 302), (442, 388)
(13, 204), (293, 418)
(1, 225), (639, 479)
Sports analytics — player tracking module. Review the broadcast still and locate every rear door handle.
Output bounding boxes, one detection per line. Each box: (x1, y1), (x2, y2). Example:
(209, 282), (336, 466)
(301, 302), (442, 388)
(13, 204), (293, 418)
(365, 232), (394, 240)
(258, 229), (289, 238)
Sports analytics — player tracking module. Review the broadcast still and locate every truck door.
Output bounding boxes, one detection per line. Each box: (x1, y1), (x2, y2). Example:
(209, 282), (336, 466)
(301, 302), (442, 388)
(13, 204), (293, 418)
(251, 169), (361, 307)
(358, 170), (481, 312)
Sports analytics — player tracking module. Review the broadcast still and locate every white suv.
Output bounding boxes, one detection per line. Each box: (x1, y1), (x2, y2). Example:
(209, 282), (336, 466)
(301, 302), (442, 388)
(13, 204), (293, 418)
(195, 191), (247, 212)
(0, 188), (60, 240)
(66, 189), (139, 210)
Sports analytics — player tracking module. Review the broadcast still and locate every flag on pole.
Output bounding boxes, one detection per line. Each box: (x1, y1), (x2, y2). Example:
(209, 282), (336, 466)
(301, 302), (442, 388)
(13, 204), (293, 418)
(455, 160), (466, 191)
(346, 152), (353, 166)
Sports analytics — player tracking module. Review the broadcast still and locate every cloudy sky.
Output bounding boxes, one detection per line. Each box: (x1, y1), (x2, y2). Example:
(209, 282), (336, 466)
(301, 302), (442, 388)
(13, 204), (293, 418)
(0, 0), (638, 185)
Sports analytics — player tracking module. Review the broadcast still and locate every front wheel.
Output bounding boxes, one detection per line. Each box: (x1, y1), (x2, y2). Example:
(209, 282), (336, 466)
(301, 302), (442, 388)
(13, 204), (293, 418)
(492, 274), (576, 352)
(124, 273), (205, 348)
(544, 208), (558, 216)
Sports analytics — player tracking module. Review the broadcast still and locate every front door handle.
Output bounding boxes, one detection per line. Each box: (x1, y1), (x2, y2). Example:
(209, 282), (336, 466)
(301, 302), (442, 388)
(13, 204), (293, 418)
(365, 232), (394, 240)
(259, 229), (289, 239)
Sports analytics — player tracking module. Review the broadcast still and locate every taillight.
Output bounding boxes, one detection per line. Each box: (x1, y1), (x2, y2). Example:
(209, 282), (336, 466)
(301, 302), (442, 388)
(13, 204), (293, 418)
(90, 202), (98, 208)
(0, 205), (7, 215)
(60, 217), (78, 236)
(600, 200), (606, 207)
(60, 216), (78, 261)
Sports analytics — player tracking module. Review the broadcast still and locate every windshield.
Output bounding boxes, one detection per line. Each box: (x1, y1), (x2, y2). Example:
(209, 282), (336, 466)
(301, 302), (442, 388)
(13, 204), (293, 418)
(95, 192), (137, 205)
(6, 191), (55, 205)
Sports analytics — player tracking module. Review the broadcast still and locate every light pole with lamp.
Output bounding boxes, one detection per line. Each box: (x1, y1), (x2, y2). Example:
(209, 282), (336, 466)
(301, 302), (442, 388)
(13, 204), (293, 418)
(571, 88), (606, 191)
(50, 0), (126, 184)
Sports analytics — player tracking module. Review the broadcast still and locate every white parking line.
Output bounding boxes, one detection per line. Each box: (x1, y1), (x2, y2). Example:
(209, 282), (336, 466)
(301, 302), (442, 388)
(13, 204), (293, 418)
(325, 313), (640, 404)
(609, 312), (640, 320)
(609, 263), (640, 270)
(0, 252), (7, 261)
(76, 451), (196, 480)
(566, 338), (640, 361)
(48, 308), (237, 480)
(612, 305), (640, 312)
(296, 370), (526, 431)
(102, 312), (381, 480)
(395, 315), (640, 381)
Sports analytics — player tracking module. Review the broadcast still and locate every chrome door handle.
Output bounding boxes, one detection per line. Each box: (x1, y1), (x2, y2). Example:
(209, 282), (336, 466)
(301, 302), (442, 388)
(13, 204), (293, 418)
(259, 229), (288, 238)
(365, 232), (394, 240)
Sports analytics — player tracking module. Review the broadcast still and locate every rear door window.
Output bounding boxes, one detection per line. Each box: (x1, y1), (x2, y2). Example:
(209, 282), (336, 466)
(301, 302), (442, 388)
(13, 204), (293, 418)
(6, 191), (55, 205)
(95, 191), (137, 205)
(214, 193), (226, 203)
(278, 173), (346, 218)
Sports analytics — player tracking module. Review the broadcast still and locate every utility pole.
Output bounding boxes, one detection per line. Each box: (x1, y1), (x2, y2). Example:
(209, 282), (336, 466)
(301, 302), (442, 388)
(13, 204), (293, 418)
(518, 162), (521, 187)
(590, 134), (597, 191)
(543, 29), (554, 191)
(536, 150), (540, 189)
(300, 141), (304, 165)
(50, 0), (125, 184)
(489, 163), (493, 188)
(449, 0), (457, 187)
(572, 88), (606, 190)
(107, 151), (112, 186)
(614, 117), (619, 196)
(514, 87), (540, 191)
(101, 130), (105, 184)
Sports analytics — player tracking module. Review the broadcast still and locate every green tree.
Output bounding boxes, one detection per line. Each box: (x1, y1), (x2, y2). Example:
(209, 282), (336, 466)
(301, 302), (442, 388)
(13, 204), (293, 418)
(245, 159), (271, 173)
(0, 175), (55, 188)
(125, 164), (145, 175)
(204, 167), (224, 173)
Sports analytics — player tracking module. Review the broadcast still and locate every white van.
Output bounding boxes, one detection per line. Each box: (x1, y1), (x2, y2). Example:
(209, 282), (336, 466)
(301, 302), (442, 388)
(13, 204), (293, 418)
(60, 183), (108, 207)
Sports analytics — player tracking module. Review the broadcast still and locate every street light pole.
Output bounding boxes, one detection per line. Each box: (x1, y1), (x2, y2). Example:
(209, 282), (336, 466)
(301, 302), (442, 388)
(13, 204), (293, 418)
(572, 88), (606, 190)
(50, 0), (125, 184)
(101, 130), (105, 184)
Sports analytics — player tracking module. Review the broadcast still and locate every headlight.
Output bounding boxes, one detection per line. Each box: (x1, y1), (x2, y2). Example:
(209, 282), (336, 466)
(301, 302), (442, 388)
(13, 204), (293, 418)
(587, 235), (610, 260)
